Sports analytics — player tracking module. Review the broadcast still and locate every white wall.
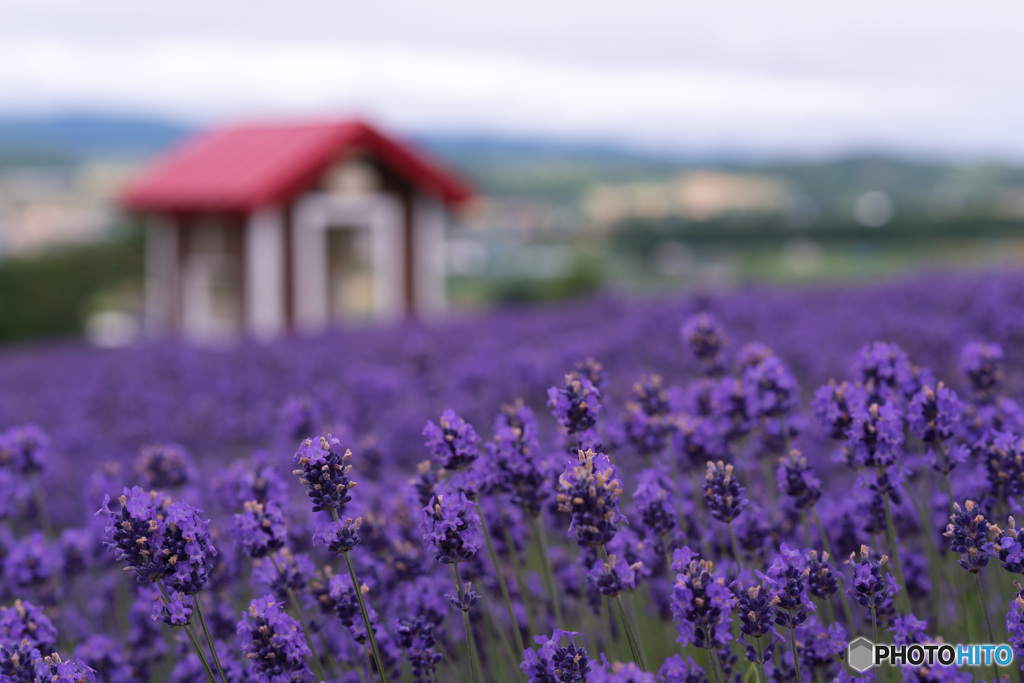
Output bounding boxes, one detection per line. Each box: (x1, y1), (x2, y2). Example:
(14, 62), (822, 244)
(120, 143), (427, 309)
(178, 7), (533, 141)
(144, 214), (177, 335)
(245, 208), (286, 338)
(292, 193), (404, 332)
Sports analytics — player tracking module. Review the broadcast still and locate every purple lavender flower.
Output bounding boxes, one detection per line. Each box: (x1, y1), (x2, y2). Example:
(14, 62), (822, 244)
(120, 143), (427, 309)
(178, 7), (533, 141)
(737, 583), (779, 666)
(960, 342), (1004, 404)
(805, 550), (838, 600)
(703, 460), (747, 524)
(419, 492), (482, 564)
(990, 516), (1024, 574)
(521, 629), (591, 683)
(1007, 595), (1024, 670)
(981, 431), (1024, 500)
(846, 545), (899, 610)
(34, 652), (96, 682)
(812, 380), (867, 440)
(253, 550), (315, 603)
(907, 383), (962, 443)
(742, 355), (799, 419)
(557, 449), (627, 548)
(670, 414), (723, 469)
(680, 312), (726, 373)
(0, 424), (49, 475)
(853, 341), (915, 403)
(159, 499), (217, 595)
(237, 595), (313, 682)
(944, 500), (993, 574)
(152, 590), (194, 626)
(100, 487), (172, 584)
(487, 401), (547, 517)
(279, 394), (320, 441)
(233, 500), (288, 559)
(845, 402), (905, 469)
(0, 599), (58, 653)
(632, 466), (677, 538)
(631, 374), (672, 417)
(710, 377), (752, 441)
(760, 545), (815, 630)
(776, 450), (822, 510)
(670, 547), (737, 650)
(656, 654), (705, 683)
(395, 616), (442, 683)
(135, 443), (195, 489)
(313, 516), (363, 554)
(587, 553), (642, 598)
(574, 357), (608, 394)
(798, 619), (846, 680)
(589, 658), (656, 682)
(422, 409), (481, 472)
(548, 374), (602, 436)
(0, 639), (41, 681)
(292, 434), (357, 514)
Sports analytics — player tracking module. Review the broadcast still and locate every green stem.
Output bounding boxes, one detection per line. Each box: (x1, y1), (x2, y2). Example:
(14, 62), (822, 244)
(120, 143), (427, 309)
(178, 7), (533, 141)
(270, 555), (327, 683)
(192, 593), (229, 683)
(871, 607), (885, 683)
(477, 504), (526, 657)
(156, 582), (216, 683)
(531, 516), (565, 626)
(598, 545), (646, 670)
(974, 573), (1000, 683)
(707, 646), (724, 683)
(502, 525), (538, 638)
(788, 624), (803, 683)
(882, 491), (911, 613)
(451, 564), (481, 683)
(812, 509), (856, 633)
(342, 549), (390, 683)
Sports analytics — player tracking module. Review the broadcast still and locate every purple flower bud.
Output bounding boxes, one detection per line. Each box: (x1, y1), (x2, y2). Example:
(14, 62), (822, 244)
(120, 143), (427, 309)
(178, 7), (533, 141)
(586, 553), (641, 598)
(0, 424), (49, 475)
(135, 443), (195, 490)
(737, 583), (779, 666)
(991, 516), (1024, 574)
(776, 450), (822, 510)
(812, 380), (867, 440)
(846, 545), (900, 610)
(34, 652), (96, 682)
(521, 630), (591, 683)
(292, 434), (357, 514)
(703, 460), (747, 524)
(237, 595), (312, 682)
(233, 500), (288, 559)
(0, 599), (58, 653)
(548, 374), (602, 437)
(742, 355), (799, 419)
(656, 654), (705, 683)
(632, 466), (677, 538)
(944, 500), (993, 574)
(313, 516), (363, 554)
(907, 383), (962, 443)
(557, 449), (626, 548)
(152, 591), (194, 626)
(422, 409), (481, 472)
(670, 547), (737, 650)
(419, 492), (481, 564)
(960, 342), (1004, 404)
(680, 313), (727, 373)
(845, 402), (904, 469)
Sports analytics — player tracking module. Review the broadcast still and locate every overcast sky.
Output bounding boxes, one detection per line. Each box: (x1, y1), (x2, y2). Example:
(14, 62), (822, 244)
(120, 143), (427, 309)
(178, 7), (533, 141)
(3, 0), (1023, 158)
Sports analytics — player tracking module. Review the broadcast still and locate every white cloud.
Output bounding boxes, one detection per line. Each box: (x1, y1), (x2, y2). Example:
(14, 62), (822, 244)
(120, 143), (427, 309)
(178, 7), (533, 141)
(1, 0), (1023, 157)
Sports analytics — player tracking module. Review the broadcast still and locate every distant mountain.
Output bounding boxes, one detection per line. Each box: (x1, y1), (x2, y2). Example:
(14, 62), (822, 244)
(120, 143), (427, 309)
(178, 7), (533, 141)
(0, 114), (192, 159)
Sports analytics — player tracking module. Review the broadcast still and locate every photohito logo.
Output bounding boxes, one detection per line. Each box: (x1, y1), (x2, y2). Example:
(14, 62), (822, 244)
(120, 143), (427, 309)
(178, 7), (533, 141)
(847, 638), (1014, 671)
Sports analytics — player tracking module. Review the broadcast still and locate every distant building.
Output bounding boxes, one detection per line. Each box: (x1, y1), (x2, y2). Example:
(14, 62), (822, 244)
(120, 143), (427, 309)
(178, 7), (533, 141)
(583, 170), (789, 224)
(119, 119), (472, 340)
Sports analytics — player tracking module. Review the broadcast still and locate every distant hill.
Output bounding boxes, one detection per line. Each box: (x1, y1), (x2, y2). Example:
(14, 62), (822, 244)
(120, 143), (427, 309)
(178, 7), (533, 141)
(0, 114), (191, 160)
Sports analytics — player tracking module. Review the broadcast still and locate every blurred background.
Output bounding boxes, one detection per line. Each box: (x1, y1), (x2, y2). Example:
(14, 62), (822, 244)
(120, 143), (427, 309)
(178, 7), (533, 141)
(3, 0), (1024, 344)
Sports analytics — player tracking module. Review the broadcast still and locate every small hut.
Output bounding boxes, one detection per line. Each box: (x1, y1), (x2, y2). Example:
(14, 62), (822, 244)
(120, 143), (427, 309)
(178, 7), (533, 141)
(119, 119), (472, 340)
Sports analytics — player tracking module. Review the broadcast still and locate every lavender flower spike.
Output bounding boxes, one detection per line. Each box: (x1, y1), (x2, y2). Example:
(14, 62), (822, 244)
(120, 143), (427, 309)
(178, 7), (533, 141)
(237, 595), (313, 682)
(557, 449), (627, 548)
(292, 434), (357, 514)
(423, 409), (481, 472)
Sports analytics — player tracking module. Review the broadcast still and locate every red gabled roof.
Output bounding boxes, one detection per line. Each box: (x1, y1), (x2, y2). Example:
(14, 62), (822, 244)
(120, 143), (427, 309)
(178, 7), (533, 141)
(119, 119), (472, 212)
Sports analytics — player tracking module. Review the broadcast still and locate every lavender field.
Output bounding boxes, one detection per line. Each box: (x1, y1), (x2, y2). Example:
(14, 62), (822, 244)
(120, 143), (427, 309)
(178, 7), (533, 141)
(5, 271), (1024, 682)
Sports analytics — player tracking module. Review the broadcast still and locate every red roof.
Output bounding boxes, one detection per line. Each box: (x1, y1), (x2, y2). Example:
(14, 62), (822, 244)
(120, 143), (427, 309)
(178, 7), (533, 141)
(119, 119), (472, 212)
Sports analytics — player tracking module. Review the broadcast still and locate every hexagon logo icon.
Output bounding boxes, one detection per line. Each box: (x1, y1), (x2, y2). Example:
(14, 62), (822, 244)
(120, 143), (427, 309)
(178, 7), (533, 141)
(848, 637), (875, 672)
